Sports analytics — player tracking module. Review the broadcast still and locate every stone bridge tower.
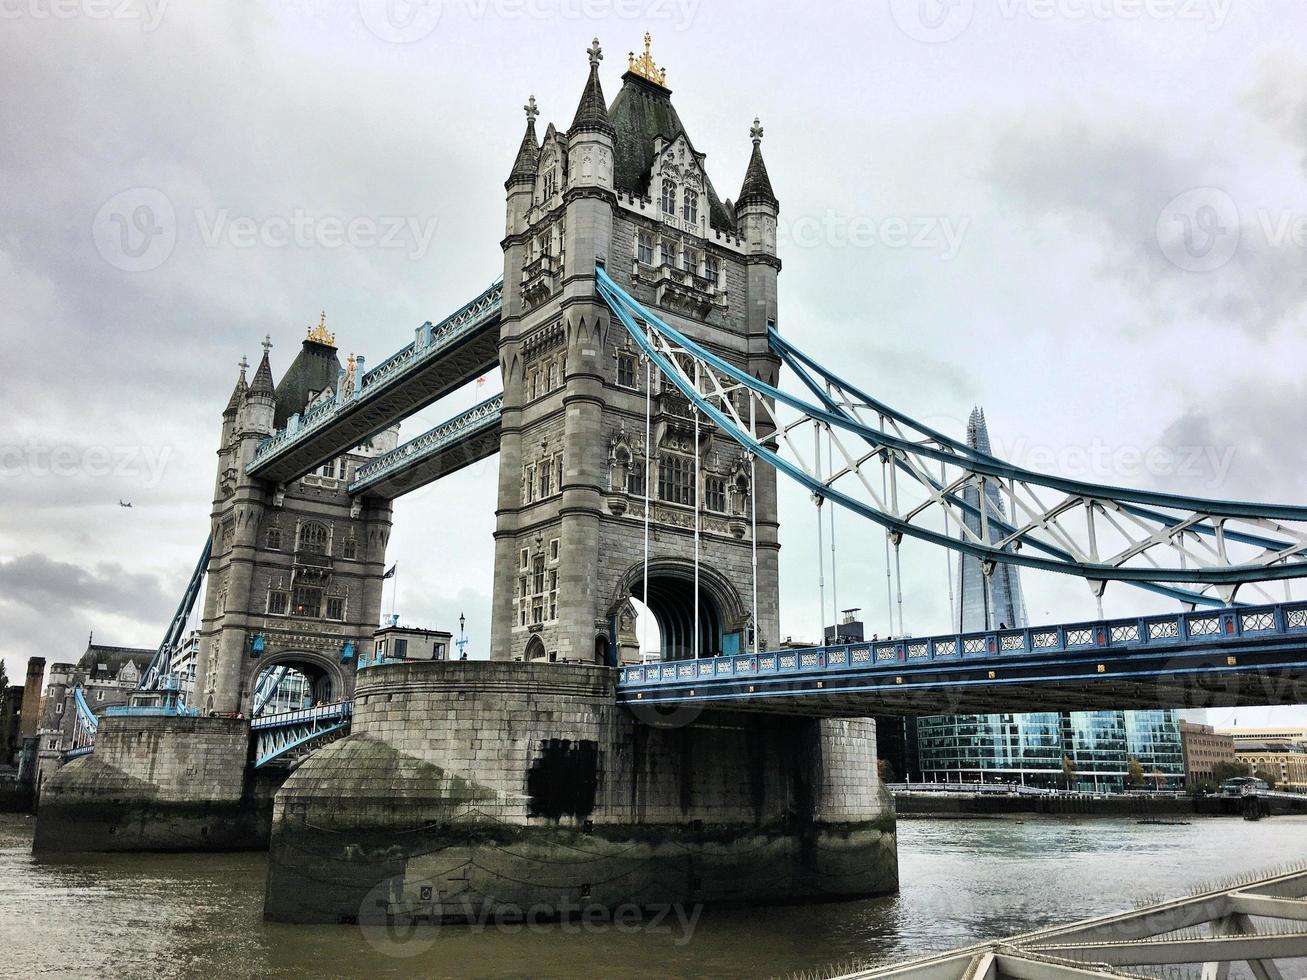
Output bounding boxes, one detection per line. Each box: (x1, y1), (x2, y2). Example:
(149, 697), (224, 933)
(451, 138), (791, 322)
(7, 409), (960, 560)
(197, 323), (396, 715)
(491, 36), (782, 665)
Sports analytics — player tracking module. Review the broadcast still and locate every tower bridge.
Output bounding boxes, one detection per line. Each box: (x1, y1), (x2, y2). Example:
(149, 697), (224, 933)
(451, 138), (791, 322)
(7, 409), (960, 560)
(33, 36), (1307, 926)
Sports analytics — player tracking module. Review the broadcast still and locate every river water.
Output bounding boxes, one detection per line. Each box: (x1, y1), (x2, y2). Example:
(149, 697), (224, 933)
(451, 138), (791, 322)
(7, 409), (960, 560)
(2, 813), (1305, 979)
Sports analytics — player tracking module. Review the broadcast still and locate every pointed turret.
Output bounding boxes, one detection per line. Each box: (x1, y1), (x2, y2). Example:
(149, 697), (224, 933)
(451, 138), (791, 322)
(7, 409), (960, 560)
(506, 95), (541, 189)
(569, 37), (613, 137)
(738, 118), (778, 210)
(248, 341), (276, 400)
(223, 357), (249, 418)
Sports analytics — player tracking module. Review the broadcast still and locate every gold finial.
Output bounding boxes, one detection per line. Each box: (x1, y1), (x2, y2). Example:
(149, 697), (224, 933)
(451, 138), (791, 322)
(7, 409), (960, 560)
(627, 32), (667, 86)
(307, 310), (335, 346)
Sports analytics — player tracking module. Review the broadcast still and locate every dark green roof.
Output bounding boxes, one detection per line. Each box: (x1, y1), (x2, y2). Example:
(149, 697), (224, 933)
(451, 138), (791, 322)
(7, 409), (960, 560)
(608, 72), (735, 233)
(273, 339), (341, 428)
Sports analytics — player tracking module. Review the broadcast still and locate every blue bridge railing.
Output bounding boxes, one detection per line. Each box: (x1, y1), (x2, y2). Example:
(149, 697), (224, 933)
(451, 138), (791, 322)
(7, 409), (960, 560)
(617, 600), (1307, 691)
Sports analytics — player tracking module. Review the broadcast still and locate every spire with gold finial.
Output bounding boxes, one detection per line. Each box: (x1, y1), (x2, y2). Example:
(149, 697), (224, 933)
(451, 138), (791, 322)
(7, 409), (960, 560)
(306, 310), (336, 347)
(627, 32), (667, 87)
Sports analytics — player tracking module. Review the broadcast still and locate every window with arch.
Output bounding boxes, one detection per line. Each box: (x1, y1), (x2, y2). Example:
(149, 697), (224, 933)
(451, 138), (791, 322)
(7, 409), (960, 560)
(637, 230), (653, 265)
(265, 526), (282, 550)
(298, 521), (329, 555)
(682, 189), (698, 224)
(658, 453), (694, 506)
(342, 538), (357, 560)
(616, 351), (637, 389)
(660, 179), (676, 215)
(542, 168), (557, 200)
(705, 475), (727, 513)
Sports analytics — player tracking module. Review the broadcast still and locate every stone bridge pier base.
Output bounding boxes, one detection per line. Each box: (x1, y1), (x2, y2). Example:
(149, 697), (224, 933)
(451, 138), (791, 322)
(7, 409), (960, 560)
(264, 661), (898, 924)
(32, 715), (267, 853)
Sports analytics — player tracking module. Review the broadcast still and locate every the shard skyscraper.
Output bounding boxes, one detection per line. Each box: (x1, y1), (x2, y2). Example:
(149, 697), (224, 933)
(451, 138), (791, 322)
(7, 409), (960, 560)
(911, 408), (1184, 789)
(955, 407), (1028, 632)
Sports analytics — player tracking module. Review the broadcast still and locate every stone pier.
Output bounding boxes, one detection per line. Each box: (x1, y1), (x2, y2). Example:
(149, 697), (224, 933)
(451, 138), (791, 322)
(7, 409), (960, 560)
(32, 715), (267, 853)
(264, 660), (897, 923)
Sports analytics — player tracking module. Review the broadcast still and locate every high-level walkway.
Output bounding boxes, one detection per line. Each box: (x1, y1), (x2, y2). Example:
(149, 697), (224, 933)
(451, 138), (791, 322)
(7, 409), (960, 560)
(849, 864), (1307, 978)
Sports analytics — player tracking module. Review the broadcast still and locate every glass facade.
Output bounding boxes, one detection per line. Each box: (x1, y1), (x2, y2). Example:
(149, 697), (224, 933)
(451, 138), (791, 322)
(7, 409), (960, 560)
(916, 709), (1183, 790)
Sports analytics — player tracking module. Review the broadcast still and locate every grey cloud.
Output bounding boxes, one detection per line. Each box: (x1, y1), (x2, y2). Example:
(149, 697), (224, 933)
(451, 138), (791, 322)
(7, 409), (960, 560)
(985, 111), (1307, 338)
(0, 553), (170, 624)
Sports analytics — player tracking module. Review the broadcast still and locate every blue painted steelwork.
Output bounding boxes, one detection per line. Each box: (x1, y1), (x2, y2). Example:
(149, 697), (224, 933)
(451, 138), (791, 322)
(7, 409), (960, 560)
(251, 666), (289, 718)
(594, 265), (1307, 597)
(348, 394), (504, 494)
(102, 703), (199, 718)
(138, 535), (212, 694)
(247, 278), (503, 476)
(616, 600), (1307, 708)
(251, 702), (353, 768)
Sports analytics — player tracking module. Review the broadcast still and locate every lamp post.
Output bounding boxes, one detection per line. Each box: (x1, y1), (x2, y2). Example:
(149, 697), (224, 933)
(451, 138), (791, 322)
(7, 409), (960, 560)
(457, 613), (468, 660)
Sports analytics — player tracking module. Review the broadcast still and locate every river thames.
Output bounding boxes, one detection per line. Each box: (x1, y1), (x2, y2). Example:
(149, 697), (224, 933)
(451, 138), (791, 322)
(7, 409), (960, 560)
(3, 813), (1304, 978)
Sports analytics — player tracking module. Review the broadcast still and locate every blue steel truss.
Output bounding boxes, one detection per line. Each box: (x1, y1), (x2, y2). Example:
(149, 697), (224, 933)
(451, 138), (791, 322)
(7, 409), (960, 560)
(246, 278), (503, 475)
(595, 264), (1307, 605)
(251, 702), (353, 768)
(138, 535), (212, 694)
(251, 666), (290, 718)
(348, 393), (504, 494)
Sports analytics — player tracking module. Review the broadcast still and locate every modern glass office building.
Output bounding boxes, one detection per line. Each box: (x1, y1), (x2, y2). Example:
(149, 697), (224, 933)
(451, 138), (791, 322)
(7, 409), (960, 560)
(909, 410), (1185, 791)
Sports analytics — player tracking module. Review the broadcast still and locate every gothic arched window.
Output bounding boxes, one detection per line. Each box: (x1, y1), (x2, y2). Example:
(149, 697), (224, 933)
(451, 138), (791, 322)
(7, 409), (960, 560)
(682, 189), (698, 224)
(298, 521), (329, 555)
(661, 179), (676, 215)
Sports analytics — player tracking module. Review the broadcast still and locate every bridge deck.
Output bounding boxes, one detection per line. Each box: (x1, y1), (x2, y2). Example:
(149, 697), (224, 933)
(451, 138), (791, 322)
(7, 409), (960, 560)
(617, 602), (1307, 716)
(247, 280), (501, 484)
(347, 395), (502, 498)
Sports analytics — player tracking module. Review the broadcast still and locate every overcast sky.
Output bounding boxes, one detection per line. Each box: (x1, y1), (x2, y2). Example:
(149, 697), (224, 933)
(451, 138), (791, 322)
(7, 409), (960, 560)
(3, 1), (1306, 726)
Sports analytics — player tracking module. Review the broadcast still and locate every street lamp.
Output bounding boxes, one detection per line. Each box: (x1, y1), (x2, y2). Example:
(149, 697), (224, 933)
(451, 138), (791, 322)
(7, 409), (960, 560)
(457, 613), (468, 660)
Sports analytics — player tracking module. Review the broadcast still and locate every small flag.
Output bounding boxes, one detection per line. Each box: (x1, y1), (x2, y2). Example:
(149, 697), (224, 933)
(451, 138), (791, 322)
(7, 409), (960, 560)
(383, 564), (397, 579)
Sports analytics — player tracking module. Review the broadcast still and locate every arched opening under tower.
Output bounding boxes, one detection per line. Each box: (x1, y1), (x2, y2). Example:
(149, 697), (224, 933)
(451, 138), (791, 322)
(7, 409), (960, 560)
(248, 652), (346, 716)
(615, 559), (748, 662)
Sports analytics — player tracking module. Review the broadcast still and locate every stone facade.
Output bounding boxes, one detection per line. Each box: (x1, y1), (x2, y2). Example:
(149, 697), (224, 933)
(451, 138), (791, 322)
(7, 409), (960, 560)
(33, 715), (260, 852)
(34, 644), (152, 794)
(490, 44), (781, 667)
(265, 660), (896, 923)
(198, 334), (396, 716)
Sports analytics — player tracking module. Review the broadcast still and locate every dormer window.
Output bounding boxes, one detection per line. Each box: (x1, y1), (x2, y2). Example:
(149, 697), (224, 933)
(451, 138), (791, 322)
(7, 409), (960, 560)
(682, 190), (698, 224)
(661, 179), (676, 215)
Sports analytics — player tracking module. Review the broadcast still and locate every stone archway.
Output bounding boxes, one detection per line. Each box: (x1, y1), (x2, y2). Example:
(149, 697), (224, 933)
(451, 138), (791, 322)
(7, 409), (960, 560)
(245, 648), (350, 715)
(613, 558), (749, 661)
